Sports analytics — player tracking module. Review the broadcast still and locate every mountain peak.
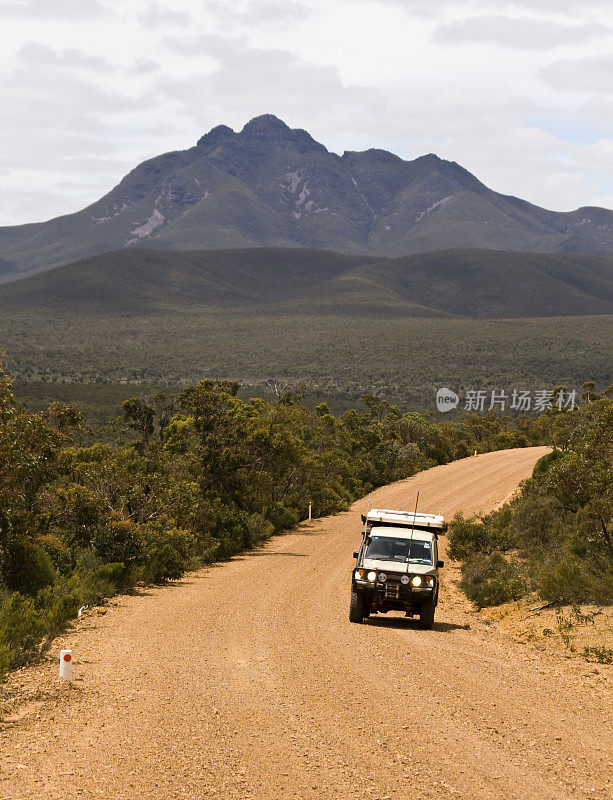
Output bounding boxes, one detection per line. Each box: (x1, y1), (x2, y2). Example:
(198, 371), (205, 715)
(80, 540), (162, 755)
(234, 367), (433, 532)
(241, 114), (290, 135)
(240, 114), (327, 153)
(342, 148), (402, 164)
(196, 124), (235, 149)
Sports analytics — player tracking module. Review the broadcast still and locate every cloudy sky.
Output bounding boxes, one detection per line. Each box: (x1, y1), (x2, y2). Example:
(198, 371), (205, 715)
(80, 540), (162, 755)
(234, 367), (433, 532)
(1, 0), (612, 224)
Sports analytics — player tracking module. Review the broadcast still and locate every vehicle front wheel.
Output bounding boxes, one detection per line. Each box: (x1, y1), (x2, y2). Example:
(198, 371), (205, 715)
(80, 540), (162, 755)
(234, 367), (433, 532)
(418, 599), (435, 630)
(349, 589), (366, 623)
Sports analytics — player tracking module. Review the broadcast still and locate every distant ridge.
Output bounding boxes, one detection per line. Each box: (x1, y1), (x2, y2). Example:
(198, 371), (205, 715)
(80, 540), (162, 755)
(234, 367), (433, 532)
(2, 114), (613, 276)
(1, 246), (611, 318)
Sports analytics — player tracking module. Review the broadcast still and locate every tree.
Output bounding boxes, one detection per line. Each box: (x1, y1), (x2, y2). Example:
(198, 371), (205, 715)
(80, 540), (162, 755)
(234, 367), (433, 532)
(122, 397), (155, 444)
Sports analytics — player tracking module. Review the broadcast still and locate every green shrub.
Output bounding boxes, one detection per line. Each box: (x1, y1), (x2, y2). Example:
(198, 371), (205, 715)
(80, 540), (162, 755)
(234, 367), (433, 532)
(460, 552), (528, 607)
(243, 512), (274, 549)
(36, 579), (81, 642)
(493, 430), (529, 450)
(267, 502), (300, 533)
(448, 513), (508, 561)
(93, 562), (131, 593)
(0, 592), (45, 670)
(67, 560), (131, 606)
(92, 520), (145, 568)
(532, 448), (565, 476)
(0, 644), (10, 681)
(215, 524), (245, 560)
(2, 537), (56, 596)
(193, 501), (274, 560)
(39, 533), (72, 574)
(138, 522), (193, 583)
(142, 544), (186, 583)
(507, 495), (561, 550)
(537, 555), (613, 605)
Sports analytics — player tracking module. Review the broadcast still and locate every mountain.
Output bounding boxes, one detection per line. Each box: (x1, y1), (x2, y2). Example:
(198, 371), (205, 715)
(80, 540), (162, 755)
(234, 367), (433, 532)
(2, 115), (613, 277)
(1, 246), (611, 318)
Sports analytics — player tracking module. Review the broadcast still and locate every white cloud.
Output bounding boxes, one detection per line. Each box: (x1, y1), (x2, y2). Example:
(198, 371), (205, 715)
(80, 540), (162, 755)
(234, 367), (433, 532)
(18, 42), (113, 71)
(540, 56), (613, 93)
(159, 34), (373, 144)
(128, 59), (161, 75)
(139, 2), (191, 27)
(501, 0), (612, 9)
(1, 0), (613, 223)
(0, 184), (88, 225)
(434, 16), (607, 50)
(205, 0), (310, 25)
(0, 39), (165, 222)
(0, 0), (105, 19)
(378, 0), (613, 13)
(576, 138), (613, 167)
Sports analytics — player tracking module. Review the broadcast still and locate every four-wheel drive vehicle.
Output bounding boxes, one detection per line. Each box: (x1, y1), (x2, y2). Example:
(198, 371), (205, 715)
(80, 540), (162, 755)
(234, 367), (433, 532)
(349, 508), (447, 629)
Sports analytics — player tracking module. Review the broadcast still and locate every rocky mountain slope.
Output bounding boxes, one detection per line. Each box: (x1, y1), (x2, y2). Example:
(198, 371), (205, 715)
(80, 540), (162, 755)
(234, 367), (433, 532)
(2, 115), (613, 277)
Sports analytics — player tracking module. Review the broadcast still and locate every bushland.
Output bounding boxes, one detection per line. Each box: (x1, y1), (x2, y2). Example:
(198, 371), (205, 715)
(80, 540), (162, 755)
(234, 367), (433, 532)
(1, 370), (546, 678)
(448, 384), (612, 607)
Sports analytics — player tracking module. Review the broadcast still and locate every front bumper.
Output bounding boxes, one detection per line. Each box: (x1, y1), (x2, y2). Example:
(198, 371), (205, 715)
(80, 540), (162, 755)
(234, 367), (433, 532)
(353, 576), (435, 600)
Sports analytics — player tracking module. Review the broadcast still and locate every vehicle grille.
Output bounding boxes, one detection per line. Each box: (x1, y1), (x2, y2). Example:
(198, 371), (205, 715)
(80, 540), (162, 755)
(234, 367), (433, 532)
(384, 581), (400, 600)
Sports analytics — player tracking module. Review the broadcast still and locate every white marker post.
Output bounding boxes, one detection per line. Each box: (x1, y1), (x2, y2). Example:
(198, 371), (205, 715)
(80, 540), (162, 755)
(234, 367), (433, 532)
(59, 649), (73, 681)
(474, 450), (477, 457)
(308, 502), (312, 521)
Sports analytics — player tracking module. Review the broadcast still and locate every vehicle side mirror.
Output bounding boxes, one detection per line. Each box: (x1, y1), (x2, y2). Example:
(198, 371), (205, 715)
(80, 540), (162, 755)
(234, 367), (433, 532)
(353, 552), (359, 559)
(437, 560), (444, 568)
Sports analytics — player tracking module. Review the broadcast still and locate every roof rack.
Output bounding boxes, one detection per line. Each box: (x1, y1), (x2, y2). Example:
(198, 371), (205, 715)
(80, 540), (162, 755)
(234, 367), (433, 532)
(361, 507), (447, 533)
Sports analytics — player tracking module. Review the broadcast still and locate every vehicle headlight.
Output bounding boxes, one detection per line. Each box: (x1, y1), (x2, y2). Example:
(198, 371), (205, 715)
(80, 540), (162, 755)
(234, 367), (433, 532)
(400, 575), (410, 585)
(411, 575), (422, 587)
(426, 576), (434, 587)
(378, 573), (387, 583)
(354, 569), (365, 580)
(367, 571), (377, 582)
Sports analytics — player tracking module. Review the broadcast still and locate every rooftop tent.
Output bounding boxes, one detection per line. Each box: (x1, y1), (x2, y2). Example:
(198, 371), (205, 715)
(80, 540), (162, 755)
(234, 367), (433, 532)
(361, 508), (447, 534)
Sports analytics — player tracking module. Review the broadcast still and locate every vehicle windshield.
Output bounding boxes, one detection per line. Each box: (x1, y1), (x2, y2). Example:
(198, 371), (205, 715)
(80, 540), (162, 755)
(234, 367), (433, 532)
(364, 535), (433, 565)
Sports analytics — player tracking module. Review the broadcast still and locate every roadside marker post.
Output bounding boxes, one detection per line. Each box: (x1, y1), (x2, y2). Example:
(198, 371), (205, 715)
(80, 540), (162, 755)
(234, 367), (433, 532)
(60, 649), (73, 681)
(308, 502), (312, 521)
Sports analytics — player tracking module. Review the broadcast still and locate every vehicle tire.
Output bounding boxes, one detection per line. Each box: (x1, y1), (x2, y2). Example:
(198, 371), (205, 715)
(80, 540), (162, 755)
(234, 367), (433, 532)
(349, 590), (365, 623)
(418, 599), (435, 630)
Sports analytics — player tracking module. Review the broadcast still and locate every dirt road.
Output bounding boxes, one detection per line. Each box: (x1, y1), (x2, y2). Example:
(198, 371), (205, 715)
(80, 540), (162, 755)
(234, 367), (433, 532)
(2, 447), (611, 800)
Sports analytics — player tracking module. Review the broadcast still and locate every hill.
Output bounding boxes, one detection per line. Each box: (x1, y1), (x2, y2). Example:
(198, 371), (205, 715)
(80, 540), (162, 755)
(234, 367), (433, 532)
(2, 115), (613, 276)
(1, 246), (611, 318)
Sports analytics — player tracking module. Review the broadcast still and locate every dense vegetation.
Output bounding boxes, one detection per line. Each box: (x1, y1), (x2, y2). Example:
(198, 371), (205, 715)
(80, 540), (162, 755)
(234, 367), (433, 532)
(448, 385), (613, 607)
(1, 246), (611, 414)
(1, 370), (538, 679)
(2, 247), (611, 317)
(4, 310), (611, 414)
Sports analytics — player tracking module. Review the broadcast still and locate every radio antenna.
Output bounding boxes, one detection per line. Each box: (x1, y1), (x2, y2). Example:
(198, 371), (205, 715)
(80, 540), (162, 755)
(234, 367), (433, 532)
(409, 492), (420, 540)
